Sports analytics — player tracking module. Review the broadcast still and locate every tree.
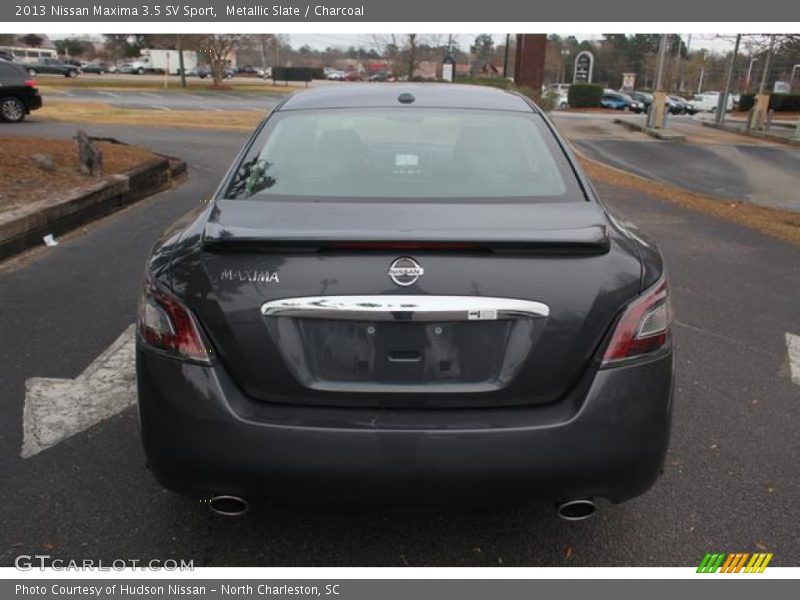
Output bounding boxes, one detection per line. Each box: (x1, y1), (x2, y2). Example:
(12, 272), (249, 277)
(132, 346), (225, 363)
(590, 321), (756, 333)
(405, 34), (418, 78)
(199, 34), (242, 86)
(20, 34), (43, 48)
(54, 38), (94, 58)
(471, 34), (495, 64)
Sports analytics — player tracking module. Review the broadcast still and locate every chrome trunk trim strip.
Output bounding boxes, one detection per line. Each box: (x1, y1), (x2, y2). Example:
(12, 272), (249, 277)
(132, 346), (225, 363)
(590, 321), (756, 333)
(261, 295), (549, 322)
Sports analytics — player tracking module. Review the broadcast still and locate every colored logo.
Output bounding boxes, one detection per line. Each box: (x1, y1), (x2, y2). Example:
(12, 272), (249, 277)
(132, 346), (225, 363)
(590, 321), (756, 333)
(697, 552), (773, 573)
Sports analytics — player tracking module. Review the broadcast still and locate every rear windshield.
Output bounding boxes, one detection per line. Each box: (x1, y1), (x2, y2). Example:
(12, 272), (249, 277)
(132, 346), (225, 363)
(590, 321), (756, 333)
(225, 108), (582, 201)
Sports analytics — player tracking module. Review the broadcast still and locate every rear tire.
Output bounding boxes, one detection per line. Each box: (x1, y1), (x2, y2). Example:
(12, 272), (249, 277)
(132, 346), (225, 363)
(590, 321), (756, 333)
(137, 68), (145, 75)
(66, 70), (77, 78)
(0, 97), (26, 123)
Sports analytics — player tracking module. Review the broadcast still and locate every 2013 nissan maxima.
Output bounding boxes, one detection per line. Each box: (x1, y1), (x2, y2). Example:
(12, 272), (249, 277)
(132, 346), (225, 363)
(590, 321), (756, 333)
(136, 84), (673, 518)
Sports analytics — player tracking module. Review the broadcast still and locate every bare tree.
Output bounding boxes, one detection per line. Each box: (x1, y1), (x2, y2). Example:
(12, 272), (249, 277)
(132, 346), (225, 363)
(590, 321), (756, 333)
(199, 34), (242, 86)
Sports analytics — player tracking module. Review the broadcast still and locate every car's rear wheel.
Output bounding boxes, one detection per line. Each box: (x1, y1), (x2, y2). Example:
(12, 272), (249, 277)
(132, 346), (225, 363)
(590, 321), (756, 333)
(137, 68), (145, 75)
(0, 97), (26, 123)
(65, 70), (77, 78)
(27, 68), (37, 77)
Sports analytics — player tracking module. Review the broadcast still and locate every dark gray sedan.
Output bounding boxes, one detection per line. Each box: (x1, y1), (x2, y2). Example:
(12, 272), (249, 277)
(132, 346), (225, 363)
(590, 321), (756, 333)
(136, 84), (673, 519)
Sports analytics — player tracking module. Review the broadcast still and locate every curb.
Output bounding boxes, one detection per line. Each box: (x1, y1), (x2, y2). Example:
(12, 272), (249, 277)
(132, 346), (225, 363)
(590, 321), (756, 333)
(0, 153), (186, 261)
(700, 121), (800, 147)
(613, 118), (686, 141)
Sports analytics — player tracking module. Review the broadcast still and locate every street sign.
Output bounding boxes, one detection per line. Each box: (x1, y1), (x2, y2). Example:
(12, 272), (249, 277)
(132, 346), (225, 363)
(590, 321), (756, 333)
(574, 51), (594, 84)
(622, 72), (636, 92)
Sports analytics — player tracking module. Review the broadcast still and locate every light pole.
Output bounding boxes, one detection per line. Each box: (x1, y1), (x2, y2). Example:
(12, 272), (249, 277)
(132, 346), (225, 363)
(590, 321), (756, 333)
(746, 56), (758, 91)
(716, 34), (740, 125)
(560, 47), (570, 83)
(697, 49), (707, 94)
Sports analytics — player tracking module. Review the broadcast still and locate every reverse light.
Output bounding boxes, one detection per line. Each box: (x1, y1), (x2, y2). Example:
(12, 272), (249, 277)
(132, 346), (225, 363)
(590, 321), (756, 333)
(137, 279), (212, 363)
(602, 276), (672, 364)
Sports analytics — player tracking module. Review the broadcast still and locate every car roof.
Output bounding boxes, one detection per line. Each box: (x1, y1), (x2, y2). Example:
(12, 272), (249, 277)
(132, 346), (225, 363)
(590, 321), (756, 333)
(278, 83), (534, 112)
(0, 61), (27, 77)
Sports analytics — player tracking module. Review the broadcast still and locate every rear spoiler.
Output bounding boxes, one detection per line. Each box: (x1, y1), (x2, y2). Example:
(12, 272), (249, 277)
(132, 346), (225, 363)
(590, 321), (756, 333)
(202, 223), (611, 255)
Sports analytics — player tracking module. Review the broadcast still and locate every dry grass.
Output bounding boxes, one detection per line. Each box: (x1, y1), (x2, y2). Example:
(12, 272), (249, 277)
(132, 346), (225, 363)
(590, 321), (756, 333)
(36, 76), (295, 95)
(577, 154), (800, 246)
(36, 101), (263, 132)
(0, 136), (156, 211)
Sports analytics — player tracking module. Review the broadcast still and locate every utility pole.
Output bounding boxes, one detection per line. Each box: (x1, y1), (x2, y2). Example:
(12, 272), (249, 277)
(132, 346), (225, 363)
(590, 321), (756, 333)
(672, 34), (682, 91)
(697, 50), (707, 94)
(502, 33), (510, 78)
(758, 34), (775, 94)
(648, 34), (669, 129)
(177, 34), (186, 89)
(678, 33), (691, 92)
(751, 34), (776, 131)
(716, 34), (740, 125)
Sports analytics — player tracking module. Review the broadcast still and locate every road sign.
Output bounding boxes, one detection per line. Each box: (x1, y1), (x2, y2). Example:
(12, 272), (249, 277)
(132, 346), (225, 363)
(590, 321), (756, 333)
(574, 51), (594, 84)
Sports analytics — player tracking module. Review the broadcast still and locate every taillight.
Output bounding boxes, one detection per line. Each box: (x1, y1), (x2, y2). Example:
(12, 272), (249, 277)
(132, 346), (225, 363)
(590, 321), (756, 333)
(23, 79), (37, 88)
(602, 276), (672, 364)
(137, 279), (212, 363)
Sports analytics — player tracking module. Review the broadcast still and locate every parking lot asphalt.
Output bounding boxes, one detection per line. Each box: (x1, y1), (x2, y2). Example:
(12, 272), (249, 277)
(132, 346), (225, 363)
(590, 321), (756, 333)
(41, 87), (286, 112)
(0, 121), (798, 567)
(553, 112), (800, 212)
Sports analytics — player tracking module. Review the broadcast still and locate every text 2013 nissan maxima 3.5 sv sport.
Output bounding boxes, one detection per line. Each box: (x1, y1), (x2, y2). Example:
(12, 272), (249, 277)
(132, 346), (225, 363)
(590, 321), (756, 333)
(136, 84), (673, 518)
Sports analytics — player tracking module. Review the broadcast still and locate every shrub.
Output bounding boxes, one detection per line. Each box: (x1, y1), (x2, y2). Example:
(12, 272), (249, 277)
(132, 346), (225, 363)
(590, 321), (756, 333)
(738, 94), (755, 111)
(452, 76), (537, 102)
(567, 84), (604, 108)
(737, 93), (800, 112)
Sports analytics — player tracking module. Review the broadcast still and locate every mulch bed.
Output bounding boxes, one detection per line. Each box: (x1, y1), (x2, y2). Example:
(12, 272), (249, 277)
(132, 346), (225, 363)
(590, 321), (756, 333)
(0, 136), (156, 211)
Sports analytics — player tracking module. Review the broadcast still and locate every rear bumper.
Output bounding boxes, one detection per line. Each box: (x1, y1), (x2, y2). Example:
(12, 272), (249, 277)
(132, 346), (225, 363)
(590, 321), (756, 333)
(27, 94), (42, 112)
(136, 345), (673, 504)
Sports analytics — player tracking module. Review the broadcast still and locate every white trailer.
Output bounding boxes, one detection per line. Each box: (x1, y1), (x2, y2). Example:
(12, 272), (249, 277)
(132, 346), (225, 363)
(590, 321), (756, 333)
(130, 49), (198, 75)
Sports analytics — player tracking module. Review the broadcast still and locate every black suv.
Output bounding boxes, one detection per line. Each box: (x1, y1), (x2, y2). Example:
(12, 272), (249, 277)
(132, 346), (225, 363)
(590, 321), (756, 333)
(0, 61), (42, 122)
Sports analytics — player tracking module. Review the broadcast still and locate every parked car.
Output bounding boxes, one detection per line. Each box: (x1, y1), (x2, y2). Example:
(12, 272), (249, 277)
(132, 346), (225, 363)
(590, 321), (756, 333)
(368, 71), (391, 82)
(553, 90), (569, 109)
(673, 96), (696, 115)
(629, 91), (653, 112)
(197, 65), (235, 79)
(343, 71), (362, 82)
(0, 49), (14, 62)
(136, 84), (673, 517)
(545, 83), (571, 94)
(691, 92), (734, 113)
(0, 61), (42, 122)
(601, 90), (644, 113)
(237, 65), (263, 77)
(326, 69), (345, 81)
(80, 62), (111, 75)
(117, 63), (135, 74)
(26, 58), (79, 78)
(666, 96), (691, 115)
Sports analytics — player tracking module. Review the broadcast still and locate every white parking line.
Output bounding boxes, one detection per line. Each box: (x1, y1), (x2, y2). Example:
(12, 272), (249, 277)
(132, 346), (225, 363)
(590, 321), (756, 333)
(98, 91), (119, 98)
(22, 326), (136, 458)
(140, 92), (163, 99)
(786, 333), (800, 386)
(203, 106), (225, 112)
(150, 105), (172, 111)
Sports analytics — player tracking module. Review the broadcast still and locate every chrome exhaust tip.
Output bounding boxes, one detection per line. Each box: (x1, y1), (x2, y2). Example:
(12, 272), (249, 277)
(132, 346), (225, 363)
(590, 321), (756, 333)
(556, 498), (597, 521)
(208, 495), (249, 516)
